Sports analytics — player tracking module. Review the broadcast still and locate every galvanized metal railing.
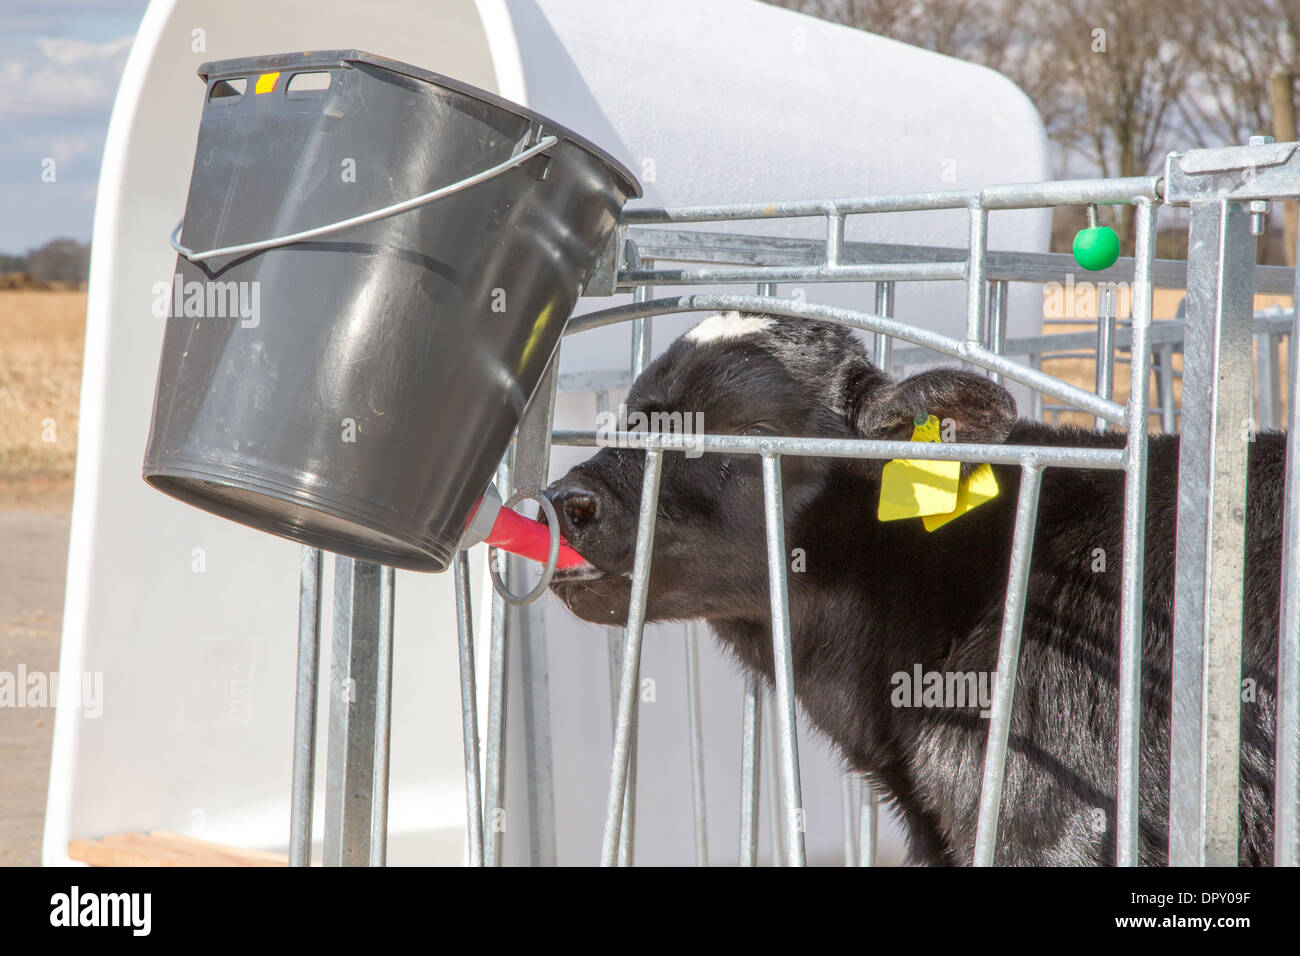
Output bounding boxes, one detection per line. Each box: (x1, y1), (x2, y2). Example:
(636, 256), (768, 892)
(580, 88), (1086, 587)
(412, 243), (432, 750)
(286, 140), (1300, 868)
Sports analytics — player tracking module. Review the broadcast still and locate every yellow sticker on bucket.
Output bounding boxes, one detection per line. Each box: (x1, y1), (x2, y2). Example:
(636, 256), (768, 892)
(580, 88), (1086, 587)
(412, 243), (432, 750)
(255, 72), (281, 95)
(877, 415), (961, 521)
(923, 463), (1000, 531)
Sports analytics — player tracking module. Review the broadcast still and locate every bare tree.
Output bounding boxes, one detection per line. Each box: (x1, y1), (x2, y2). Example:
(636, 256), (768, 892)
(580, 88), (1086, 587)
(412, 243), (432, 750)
(766, 0), (1200, 246)
(1048, 0), (1199, 240)
(27, 239), (90, 284)
(1179, 0), (1300, 145)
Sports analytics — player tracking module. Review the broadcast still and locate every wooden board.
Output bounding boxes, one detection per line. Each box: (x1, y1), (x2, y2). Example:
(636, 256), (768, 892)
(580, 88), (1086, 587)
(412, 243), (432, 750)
(68, 831), (290, 867)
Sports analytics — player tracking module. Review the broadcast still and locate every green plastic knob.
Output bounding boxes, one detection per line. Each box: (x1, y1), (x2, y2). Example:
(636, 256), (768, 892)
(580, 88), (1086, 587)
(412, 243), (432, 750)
(1072, 225), (1120, 271)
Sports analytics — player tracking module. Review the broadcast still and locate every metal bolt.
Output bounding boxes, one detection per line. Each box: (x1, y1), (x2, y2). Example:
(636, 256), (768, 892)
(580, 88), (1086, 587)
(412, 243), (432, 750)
(1249, 136), (1273, 236)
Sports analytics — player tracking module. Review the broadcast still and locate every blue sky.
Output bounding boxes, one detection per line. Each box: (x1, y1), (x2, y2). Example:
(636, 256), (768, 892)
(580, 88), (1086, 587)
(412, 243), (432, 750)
(0, 0), (150, 254)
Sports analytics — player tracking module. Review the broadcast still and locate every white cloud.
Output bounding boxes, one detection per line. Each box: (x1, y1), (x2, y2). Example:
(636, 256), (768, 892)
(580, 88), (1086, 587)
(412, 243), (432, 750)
(37, 34), (133, 65)
(46, 134), (97, 161)
(0, 34), (134, 118)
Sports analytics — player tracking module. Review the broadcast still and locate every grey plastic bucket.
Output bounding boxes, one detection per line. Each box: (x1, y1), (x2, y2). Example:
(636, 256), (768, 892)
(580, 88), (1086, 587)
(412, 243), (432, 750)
(143, 50), (640, 572)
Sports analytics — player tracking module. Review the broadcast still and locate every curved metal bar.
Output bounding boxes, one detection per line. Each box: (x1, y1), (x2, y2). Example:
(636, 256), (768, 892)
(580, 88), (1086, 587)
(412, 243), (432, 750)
(565, 294), (1128, 426)
(170, 135), (559, 263)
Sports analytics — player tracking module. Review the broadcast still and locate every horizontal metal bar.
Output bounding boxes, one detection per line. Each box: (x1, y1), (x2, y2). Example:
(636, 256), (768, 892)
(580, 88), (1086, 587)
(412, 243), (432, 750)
(559, 369), (632, 394)
(565, 294), (1128, 425)
(552, 429), (1125, 470)
(621, 261), (967, 286)
(615, 228), (1298, 296)
(890, 315), (1291, 369)
(621, 176), (1161, 224)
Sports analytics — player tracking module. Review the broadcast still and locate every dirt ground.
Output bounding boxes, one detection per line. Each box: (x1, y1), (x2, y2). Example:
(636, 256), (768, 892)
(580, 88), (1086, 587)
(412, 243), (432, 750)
(0, 284), (1290, 866)
(0, 512), (68, 865)
(0, 289), (82, 864)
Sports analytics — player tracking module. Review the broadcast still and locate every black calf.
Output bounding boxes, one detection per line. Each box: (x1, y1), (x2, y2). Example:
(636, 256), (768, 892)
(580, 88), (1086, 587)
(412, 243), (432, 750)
(545, 312), (1282, 865)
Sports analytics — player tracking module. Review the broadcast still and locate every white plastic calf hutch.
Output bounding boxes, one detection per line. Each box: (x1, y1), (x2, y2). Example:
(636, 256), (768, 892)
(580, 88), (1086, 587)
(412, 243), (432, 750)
(47, 0), (1299, 867)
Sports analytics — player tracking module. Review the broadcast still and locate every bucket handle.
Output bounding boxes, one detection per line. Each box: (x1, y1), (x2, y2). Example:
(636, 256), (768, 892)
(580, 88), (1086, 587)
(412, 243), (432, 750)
(168, 133), (559, 264)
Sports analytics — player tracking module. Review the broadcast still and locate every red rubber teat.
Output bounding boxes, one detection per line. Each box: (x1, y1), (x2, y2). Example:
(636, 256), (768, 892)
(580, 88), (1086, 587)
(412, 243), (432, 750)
(484, 506), (588, 570)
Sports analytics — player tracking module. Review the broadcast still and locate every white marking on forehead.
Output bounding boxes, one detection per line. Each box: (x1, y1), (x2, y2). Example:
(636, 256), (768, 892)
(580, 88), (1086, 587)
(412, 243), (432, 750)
(685, 311), (774, 345)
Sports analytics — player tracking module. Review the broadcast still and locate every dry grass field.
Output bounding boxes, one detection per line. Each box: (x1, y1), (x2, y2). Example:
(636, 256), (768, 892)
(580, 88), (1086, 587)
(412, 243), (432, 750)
(0, 290), (86, 511)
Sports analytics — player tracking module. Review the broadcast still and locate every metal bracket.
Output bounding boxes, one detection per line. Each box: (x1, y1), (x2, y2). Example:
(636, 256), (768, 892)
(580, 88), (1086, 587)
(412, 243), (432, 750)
(1165, 140), (1300, 205)
(584, 229), (623, 297)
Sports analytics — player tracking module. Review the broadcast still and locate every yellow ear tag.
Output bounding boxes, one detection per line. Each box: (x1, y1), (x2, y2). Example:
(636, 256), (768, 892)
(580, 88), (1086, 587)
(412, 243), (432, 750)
(923, 462), (1000, 532)
(877, 414), (961, 521)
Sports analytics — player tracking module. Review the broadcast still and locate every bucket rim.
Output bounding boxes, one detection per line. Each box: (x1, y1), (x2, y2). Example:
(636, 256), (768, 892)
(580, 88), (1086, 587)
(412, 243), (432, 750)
(196, 49), (643, 200)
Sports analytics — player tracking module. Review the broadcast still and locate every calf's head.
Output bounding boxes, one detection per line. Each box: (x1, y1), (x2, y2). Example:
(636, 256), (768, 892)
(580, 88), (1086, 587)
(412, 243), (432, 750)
(544, 312), (1017, 626)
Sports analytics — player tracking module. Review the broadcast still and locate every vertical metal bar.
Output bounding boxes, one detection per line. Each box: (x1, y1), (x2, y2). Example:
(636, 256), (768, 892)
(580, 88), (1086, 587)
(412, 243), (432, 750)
(603, 613), (635, 866)
(874, 281), (895, 374)
(972, 463), (1044, 866)
(617, 675), (637, 866)
(858, 779), (878, 867)
(1170, 200), (1256, 867)
(1275, 246), (1300, 867)
(1029, 354), (1043, 422)
(323, 557), (382, 866)
(1274, 329), (1284, 421)
(454, 552), (484, 867)
(516, 601), (556, 867)
(369, 564), (396, 866)
(628, 243), (653, 376)
(600, 449), (664, 866)
(289, 546), (323, 868)
(763, 691), (783, 866)
(761, 452), (806, 867)
(1095, 286), (1116, 432)
(966, 204), (988, 347)
(1117, 198), (1157, 866)
(612, 250), (654, 867)
(739, 673), (762, 867)
(597, 390), (625, 743)
(1256, 331), (1281, 431)
(826, 213), (845, 267)
(1157, 344), (1178, 434)
(513, 359), (560, 868)
(483, 454), (512, 866)
(606, 625), (621, 726)
(685, 620), (708, 866)
(987, 279), (1008, 385)
(840, 772), (859, 866)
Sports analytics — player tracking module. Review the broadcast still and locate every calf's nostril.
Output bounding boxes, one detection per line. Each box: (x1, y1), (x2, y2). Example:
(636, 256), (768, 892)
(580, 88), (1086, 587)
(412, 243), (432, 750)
(563, 492), (598, 527)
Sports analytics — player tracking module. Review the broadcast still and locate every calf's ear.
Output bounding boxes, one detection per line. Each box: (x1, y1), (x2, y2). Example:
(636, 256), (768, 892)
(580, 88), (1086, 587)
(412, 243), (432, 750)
(856, 368), (1017, 445)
